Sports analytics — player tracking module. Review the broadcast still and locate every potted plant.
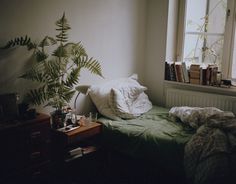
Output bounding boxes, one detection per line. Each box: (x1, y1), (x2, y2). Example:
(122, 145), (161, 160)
(1, 13), (103, 128)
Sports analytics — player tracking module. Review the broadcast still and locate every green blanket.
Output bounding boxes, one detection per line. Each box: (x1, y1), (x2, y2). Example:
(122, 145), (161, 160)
(99, 106), (194, 172)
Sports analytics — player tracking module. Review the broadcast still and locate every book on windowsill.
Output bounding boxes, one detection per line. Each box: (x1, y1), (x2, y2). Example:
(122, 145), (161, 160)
(206, 64), (218, 85)
(182, 62), (190, 83)
(169, 63), (177, 81)
(174, 62), (184, 82)
(200, 67), (207, 85)
(189, 64), (200, 84)
(165, 62), (171, 80)
(190, 78), (200, 84)
(190, 70), (200, 79)
(190, 64), (200, 71)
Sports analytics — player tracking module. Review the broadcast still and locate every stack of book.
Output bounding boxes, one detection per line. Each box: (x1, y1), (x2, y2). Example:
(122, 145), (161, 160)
(164, 61), (189, 83)
(189, 64), (200, 84)
(65, 147), (83, 162)
(165, 61), (220, 86)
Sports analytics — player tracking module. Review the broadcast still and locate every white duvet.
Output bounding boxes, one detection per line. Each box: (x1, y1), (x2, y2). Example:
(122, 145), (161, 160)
(169, 106), (235, 129)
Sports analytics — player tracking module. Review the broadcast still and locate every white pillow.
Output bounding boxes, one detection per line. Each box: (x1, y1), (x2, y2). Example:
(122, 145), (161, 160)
(129, 92), (152, 115)
(88, 74), (146, 120)
(109, 88), (152, 119)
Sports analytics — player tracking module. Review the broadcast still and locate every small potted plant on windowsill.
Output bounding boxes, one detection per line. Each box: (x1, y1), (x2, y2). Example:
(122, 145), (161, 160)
(1, 13), (103, 128)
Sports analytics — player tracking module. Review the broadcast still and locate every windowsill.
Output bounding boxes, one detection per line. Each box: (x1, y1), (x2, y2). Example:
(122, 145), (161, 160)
(164, 80), (236, 97)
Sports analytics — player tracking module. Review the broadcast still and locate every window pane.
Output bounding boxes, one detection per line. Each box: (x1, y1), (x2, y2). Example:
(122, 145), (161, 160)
(183, 34), (204, 63)
(208, 0), (227, 34)
(186, 0), (207, 33)
(203, 35), (224, 69)
(183, 0), (227, 70)
(184, 34), (224, 68)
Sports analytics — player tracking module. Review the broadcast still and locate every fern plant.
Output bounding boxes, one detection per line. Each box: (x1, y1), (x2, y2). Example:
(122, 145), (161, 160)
(1, 13), (103, 110)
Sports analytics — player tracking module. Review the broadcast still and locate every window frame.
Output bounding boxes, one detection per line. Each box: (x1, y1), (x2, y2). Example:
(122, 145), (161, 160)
(176, 0), (236, 79)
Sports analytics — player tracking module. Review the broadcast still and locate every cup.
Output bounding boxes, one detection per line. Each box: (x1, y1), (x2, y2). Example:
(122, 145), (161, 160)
(79, 115), (90, 126)
(89, 112), (98, 123)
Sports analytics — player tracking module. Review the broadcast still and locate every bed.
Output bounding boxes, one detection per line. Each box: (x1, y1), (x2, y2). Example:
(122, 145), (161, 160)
(97, 106), (236, 184)
(86, 74), (236, 184)
(98, 105), (193, 172)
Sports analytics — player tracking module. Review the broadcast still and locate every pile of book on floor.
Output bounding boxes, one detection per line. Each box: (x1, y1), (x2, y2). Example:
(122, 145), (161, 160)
(165, 61), (220, 86)
(65, 146), (98, 162)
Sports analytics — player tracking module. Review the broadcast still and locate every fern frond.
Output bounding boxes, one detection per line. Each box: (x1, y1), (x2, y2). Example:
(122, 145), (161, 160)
(55, 12), (71, 43)
(36, 50), (48, 62)
(61, 89), (76, 102)
(26, 86), (47, 105)
(43, 60), (62, 82)
(39, 36), (57, 47)
(19, 64), (48, 83)
(78, 57), (103, 77)
(74, 42), (87, 57)
(0, 35), (35, 50)
(53, 45), (68, 58)
(64, 67), (80, 87)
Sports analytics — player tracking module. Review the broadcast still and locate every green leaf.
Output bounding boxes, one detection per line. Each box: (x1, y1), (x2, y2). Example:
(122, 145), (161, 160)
(39, 36), (57, 47)
(55, 12), (71, 43)
(26, 86), (47, 105)
(19, 63), (48, 83)
(64, 67), (81, 87)
(36, 50), (48, 62)
(53, 45), (68, 58)
(78, 57), (103, 77)
(0, 35), (34, 50)
(62, 89), (76, 102)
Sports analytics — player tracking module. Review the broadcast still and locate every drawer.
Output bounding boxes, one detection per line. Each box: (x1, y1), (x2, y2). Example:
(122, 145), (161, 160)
(28, 124), (50, 142)
(28, 161), (51, 180)
(29, 145), (50, 164)
(3, 161), (52, 183)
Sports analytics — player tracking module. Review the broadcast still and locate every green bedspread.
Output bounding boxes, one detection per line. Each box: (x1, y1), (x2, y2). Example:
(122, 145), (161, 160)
(99, 106), (194, 172)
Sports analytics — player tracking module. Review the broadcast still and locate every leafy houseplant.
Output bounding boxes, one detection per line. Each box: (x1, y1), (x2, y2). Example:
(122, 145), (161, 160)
(1, 13), (103, 127)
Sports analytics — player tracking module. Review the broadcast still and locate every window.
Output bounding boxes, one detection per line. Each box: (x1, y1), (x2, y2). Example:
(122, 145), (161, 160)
(177, 0), (235, 80)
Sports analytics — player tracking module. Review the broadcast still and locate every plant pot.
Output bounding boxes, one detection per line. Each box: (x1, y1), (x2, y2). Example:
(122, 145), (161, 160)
(50, 110), (66, 129)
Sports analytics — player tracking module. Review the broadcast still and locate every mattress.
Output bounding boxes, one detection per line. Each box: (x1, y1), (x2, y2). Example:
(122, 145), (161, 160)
(98, 106), (194, 172)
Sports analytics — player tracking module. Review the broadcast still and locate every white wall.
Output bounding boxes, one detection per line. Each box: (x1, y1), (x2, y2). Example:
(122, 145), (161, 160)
(144, 0), (169, 106)
(0, 0), (147, 114)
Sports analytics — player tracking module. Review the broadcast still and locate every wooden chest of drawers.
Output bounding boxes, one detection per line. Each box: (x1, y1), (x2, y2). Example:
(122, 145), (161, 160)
(0, 113), (51, 182)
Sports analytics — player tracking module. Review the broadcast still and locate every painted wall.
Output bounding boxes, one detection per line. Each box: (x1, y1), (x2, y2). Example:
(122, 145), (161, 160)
(0, 0), (147, 113)
(144, 0), (169, 106)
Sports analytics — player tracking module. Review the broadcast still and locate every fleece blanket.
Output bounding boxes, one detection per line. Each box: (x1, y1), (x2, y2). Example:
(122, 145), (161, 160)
(184, 116), (236, 184)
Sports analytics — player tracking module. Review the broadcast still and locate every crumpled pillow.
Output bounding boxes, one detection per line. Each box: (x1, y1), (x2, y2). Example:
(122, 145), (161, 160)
(109, 88), (152, 119)
(88, 74), (147, 120)
(169, 106), (235, 129)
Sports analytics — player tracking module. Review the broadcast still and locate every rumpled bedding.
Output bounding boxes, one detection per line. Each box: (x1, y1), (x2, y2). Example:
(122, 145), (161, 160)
(169, 106), (235, 129)
(184, 116), (236, 184)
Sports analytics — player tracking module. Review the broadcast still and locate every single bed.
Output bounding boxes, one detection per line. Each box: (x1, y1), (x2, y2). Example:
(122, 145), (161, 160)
(98, 105), (194, 174)
(86, 75), (236, 183)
